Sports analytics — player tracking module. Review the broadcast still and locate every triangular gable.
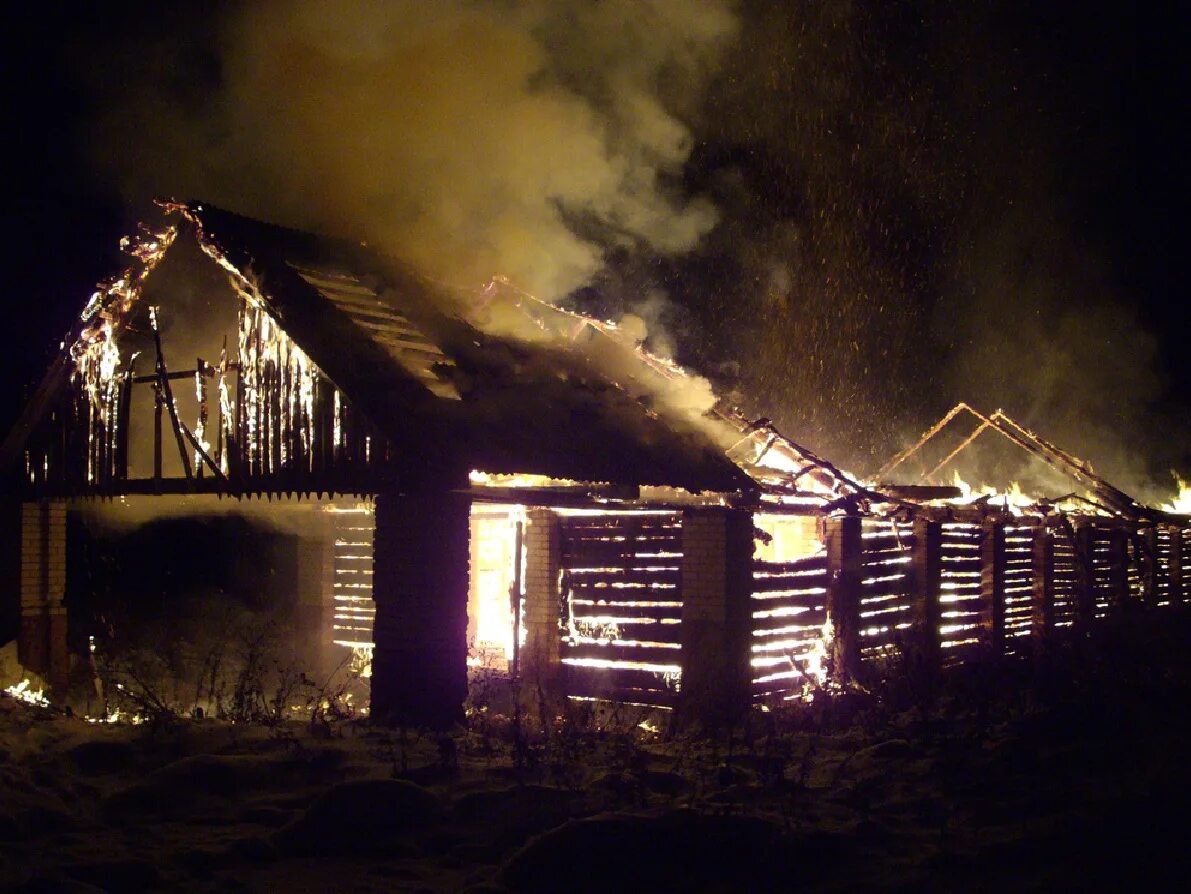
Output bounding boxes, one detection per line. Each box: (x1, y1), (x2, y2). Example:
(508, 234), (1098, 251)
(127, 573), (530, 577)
(4, 201), (760, 494)
(877, 402), (1149, 519)
(0, 220), (179, 474)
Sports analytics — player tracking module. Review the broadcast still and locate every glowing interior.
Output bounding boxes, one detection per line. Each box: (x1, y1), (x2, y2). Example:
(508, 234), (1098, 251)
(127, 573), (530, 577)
(468, 503), (526, 669)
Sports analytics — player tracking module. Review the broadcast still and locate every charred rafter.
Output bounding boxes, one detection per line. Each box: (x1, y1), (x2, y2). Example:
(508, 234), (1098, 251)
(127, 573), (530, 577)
(878, 403), (1147, 520)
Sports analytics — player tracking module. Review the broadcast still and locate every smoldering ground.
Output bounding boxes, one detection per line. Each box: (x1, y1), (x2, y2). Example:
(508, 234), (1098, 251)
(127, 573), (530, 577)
(69, 0), (1186, 500)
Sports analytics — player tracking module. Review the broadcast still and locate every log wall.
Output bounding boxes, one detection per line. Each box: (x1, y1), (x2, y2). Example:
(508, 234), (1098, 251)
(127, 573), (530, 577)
(557, 511), (684, 707)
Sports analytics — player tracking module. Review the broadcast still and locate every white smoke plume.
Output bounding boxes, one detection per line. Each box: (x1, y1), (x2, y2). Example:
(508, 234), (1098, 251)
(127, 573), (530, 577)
(90, 0), (739, 301)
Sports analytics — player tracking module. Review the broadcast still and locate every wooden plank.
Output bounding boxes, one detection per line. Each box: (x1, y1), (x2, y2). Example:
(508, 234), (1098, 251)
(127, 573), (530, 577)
(562, 525), (682, 540)
(752, 592), (827, 611)
(566, 582), (681, 601)
(941, 556), (985, 575)
(565, 684), (677, 708)
(569, 602), (682, 622)
(557, 521), (681, 535)
(563, 570), (681, 589)
(569, 625), (681, 644)
(563, 662), (680, 689)
(753, 613), (828, 632)
(564, 642), (682, 664)
(751, 578), (829, 596)
(860, 575), (913, 599)
(862, 542), (914, 557)
(753, 555), (829, 575)
(563, 668), (678, 705)
(569, 621), (681, 640)
(750, 631), (826, 650)
(561, 539), (681, 562)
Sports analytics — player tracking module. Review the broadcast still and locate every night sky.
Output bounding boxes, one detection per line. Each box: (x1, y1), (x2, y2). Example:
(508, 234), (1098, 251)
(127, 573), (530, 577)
(2, 1), (1185, 498)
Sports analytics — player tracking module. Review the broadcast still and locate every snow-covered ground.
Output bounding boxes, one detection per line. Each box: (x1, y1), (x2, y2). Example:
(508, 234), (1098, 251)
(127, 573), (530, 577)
(3, 614), (1191, 892)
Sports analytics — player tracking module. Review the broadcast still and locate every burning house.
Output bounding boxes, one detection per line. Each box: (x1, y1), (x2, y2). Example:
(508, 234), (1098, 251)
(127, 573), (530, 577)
(3, 201), (1189, 728)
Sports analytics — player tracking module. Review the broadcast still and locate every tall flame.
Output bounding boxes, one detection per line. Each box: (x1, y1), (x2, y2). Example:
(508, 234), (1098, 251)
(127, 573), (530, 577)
(1163, 474), (1191, 514)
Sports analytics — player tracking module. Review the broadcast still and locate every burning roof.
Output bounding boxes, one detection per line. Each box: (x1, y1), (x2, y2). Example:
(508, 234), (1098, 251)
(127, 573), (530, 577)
(875, 402), (1185, 523)
(7, 200), (867, 500)
(183, 201), (758, 493)
(7, 200), (1179, 530)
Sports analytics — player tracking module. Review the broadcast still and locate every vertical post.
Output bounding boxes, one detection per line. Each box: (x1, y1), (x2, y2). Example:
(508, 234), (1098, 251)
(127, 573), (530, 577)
(115, 371), (133, 482)
(1073, 526), (1096, 631)
(909, 517), (941, 675)
(1032, 527), (1055, 638)
(370, 486), (470, 729)
(980, 519), (1007, 655)
(196, 359), (208, 481)
(677, 507), (753, 729)
(19, 501), (68, 694)
(825, 515), (862, 683)
(153, 385), (163, 489)
(1170, 527), (1184, 605)
(510, 521), (523, 678)
(1108, 528), (1129, 613)
(153, 323), (192, 480)
(1142, 527), (1159, 608)
(522, 508), (563, 707)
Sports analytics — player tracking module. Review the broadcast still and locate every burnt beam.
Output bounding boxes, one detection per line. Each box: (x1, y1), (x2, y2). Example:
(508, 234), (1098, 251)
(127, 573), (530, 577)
(1108, 528), (1130, 613)
(1032, 528), (1056, 638)
(909, 518), (941, 674)
(1073, 526), (1096, 631)
(152, 321), (193, 480)
(980, 521), (1007, 655)
(825, 515), (863, 682)
(1142, 527), (1159, 608)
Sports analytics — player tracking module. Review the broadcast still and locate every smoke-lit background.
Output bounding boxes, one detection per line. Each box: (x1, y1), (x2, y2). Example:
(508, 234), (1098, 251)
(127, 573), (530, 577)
(2, 1), (1184, 499)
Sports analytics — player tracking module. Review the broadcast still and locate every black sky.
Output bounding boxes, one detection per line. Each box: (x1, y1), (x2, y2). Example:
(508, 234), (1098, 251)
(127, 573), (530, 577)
(2, 1), (1185, 495)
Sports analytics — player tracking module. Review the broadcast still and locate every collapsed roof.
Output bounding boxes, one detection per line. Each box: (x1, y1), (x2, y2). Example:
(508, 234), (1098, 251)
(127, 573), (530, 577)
(876, 402), (1168, 521)
(2, 200), (868, 502)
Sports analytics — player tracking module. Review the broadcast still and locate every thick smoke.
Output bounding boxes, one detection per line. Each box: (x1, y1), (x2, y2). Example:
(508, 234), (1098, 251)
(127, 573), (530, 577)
(88, 0), (737, 301)
(78, 1), (1184, 502)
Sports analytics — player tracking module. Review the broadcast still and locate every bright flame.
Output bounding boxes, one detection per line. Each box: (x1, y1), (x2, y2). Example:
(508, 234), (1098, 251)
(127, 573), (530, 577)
(469, 470), (589, 489)
(469, 505), (526, 668)
(69, 222), (178, 485)
(4, 679), (49, 707)
(949, 471), (1036, 515)
(237, 288), (319, 473)
(1162, 475), (1191, 514)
